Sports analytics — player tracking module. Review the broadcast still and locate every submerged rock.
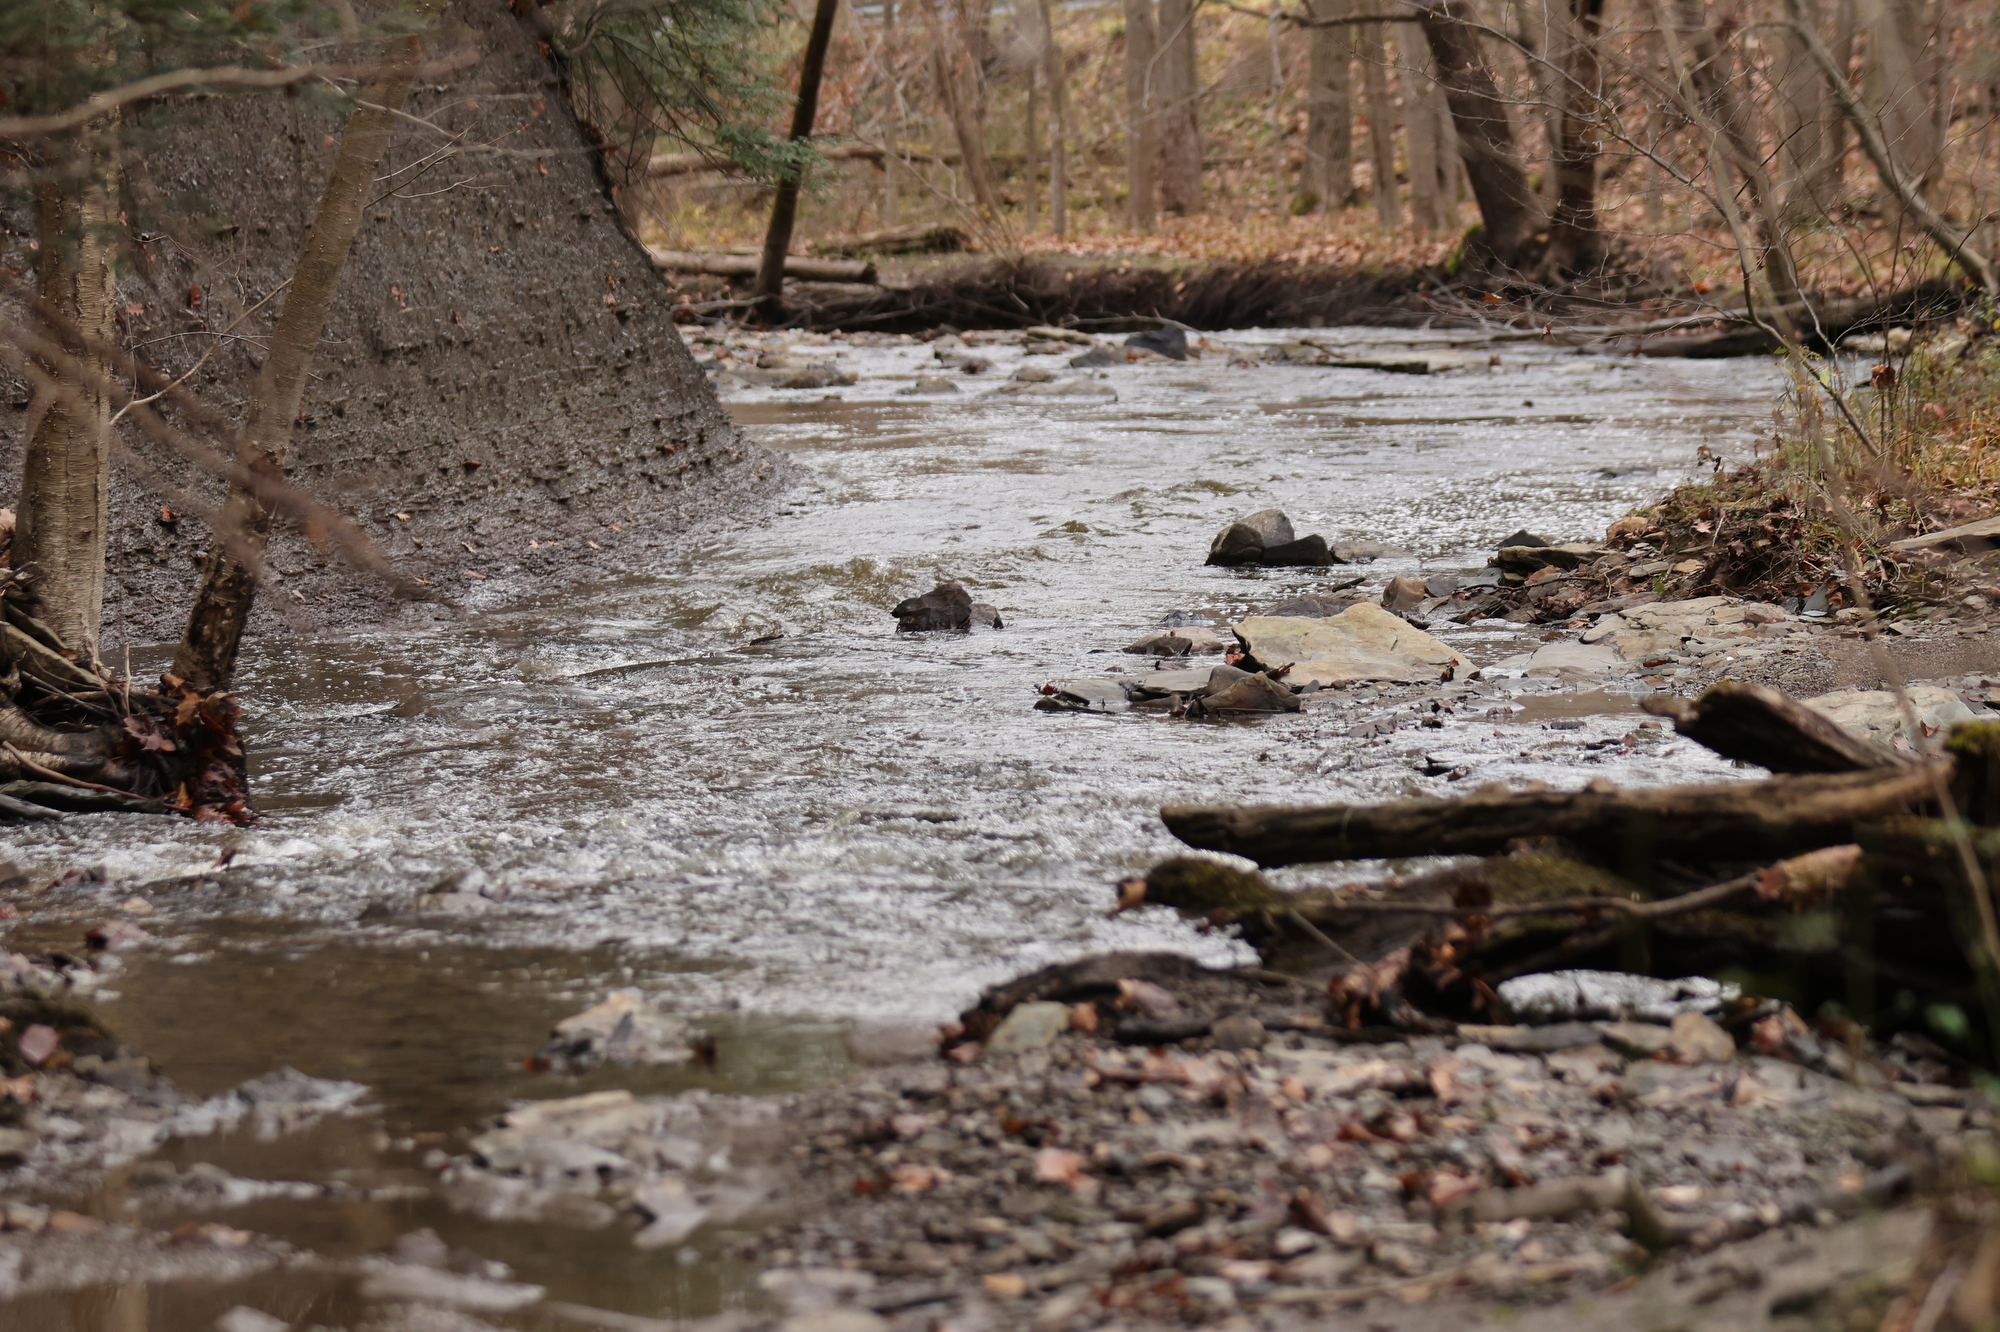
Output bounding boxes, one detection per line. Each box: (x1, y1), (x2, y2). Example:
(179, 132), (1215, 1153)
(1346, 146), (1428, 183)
(1497, 970), (1738, 1023)
(1234, 604), (1468, 687)
(1192, 671), (1300, 715)
(1035, 678), (1129, 713)
(538, 989), (701, 1071)
(1125, 327), (1190, 361)
(898, 375), (960, 395)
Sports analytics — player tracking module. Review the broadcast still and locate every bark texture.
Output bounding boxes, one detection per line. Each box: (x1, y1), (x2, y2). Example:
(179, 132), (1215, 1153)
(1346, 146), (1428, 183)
(14, 121), (119, 660)
(0, 0), (775, 649)
(1156, 0), (1202, 215)
(1544, 0), (1608, 272)
(1124, 0), (1160, 230)
(1416, 0), (1540, 265)
(1303, 0), (1354, 209)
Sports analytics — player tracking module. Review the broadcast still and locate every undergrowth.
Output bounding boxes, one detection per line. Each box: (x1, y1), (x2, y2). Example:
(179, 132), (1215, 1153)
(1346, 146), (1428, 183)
(1637, 322), (2000, 614)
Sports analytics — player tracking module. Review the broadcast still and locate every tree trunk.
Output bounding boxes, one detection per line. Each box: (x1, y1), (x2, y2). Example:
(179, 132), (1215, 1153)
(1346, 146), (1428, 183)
(1361, 22), (1401, 227)
(14, 118), (119, 662)
(1038, 0), (1068, 237)
(1156, 0), (1202, 215)
(172, 72), (414, 692)
(1124, 0), (1160, 230)
(1544, 0), (1607, 272)
(1304, 0), (1355, 210)
(1779, 0), (1830, 220)
(1859, 0), (1941, 191)
(1415, 0), (1541, 267)
(925, 0), (1004, 214)
(1024, 63), (1040, 231)
(1396, 23), (1441, 233)
(753, 0), (843, 321)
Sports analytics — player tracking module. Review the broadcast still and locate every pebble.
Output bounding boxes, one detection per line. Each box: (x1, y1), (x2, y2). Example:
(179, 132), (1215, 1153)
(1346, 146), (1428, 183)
(985, 1002), (1072, 1053)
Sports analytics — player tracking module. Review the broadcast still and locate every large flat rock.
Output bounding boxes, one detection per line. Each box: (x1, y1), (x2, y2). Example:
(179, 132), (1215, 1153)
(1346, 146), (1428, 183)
(1234, 604), (1469, 687)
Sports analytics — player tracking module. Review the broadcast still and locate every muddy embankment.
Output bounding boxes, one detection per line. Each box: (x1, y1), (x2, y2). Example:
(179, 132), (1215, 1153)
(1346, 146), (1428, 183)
(0, 0), (786, 649)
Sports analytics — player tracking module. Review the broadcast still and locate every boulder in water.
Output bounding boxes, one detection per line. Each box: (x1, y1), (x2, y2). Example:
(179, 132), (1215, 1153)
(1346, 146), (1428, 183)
(1125, 327), (1190, 361)
(893, 582), (975, 632)
(1206, 509), (1334, 567)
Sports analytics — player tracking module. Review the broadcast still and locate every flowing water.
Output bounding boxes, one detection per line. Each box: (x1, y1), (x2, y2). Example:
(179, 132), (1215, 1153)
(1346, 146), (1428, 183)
(0, 330), (1783, 1327)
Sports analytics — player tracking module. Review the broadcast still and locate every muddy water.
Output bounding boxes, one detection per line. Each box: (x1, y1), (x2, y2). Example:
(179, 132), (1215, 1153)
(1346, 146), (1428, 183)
(0, 332), (1781, 1325)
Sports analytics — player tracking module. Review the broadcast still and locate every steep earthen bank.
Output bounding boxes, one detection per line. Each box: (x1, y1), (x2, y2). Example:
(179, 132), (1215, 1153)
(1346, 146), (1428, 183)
(0, 0), (786, 647)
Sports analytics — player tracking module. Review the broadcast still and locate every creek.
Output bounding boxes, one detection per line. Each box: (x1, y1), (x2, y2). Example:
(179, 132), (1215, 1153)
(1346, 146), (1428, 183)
(0, 330), (1781, 1328)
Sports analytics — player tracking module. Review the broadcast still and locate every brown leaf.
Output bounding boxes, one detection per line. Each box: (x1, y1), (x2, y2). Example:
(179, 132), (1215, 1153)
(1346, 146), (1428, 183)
(121, 715), (176, 752)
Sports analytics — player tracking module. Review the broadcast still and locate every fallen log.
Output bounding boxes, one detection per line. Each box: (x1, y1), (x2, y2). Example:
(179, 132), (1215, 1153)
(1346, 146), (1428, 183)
(643, 247), (877, 284)
(1160, 764), (1942, 868)
(1643, 680), (1906, 774)
(811, 223), (964, 257)
(1629, 280), (1967, 358)
(646, 142), (937, 178)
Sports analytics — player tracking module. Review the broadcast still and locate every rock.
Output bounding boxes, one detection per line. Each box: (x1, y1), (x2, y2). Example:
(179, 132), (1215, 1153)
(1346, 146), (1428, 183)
(16, 1024), (59, 1066)
(1523, 640), (1622, 678)
(935, 350), (991, 373)
(845, 1020), (939, 1065)
(1023, 325), (1094, 347)
(1669, 1012), (1737, 1063)
(1126, 627), (1227, 655)
(968, 603), (1004, 629)
(1497, 542), (1602, 573)
(780, 1313), (890, 1332)
(1424, 575), (1459, 597)
(1256, 535), (1334, 566)
(356, 1263), (546, 1312)
(1381, 576), (1428, 612)
(1195, 672), (1300, 715)
(85, 920), (154, 952)
(1233, 604), (1469, 688)
(1606, 515), (1651, 544)
(1125, 327), (1189, 360)
(899, 375), (960, 395)
(214, 1309), (289, 1332)
(1498, 971), (1738, 1023)
(1035, 679), (1129, 713)
(1210, 1015), (1267, 1050)
(987, 379), (1118, 400)
(1600, 1021), (1677, 1058)
(632, 1179), (711, 1247)
(761, 1267), (877, 1314)
(893, 581), (974, 632)
(0, 1128), (35, 1163)
(1206, 509), (1296, 566)
(1323, 351), (1468, 374)
(1332, 539), (1400, 562)
(538, 989), (699, 1070)
(1260, 594), (1358, 618)
(1125, 668), (1219, 699)
(776, 364), (859, 390)
(1011, 365), (1054, 383)
(1803, 686), (1975, 751)
(1068, 347), (1123, 368)
(1500, 529), (1552, 550)
(987, 1002), (1072, 1053)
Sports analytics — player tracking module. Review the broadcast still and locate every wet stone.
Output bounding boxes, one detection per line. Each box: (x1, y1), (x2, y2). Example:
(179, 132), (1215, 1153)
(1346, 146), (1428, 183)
(1209, 1015), (1266, 1050)
(986, 1002), (1072, 1053)
(899, 375), (960, 395)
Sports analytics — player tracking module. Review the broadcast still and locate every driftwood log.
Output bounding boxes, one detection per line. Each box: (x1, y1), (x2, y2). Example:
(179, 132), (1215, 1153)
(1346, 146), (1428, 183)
(1144, 681), (2000, 1041)
(1161, 764), (1939, 868)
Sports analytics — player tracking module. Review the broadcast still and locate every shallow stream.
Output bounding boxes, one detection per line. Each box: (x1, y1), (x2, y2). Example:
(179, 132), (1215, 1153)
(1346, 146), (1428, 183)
(0, 330), (1782, 1327)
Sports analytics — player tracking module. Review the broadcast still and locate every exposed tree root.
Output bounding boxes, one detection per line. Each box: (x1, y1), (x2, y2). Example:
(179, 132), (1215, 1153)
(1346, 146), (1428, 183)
(0, 572), (250, 823)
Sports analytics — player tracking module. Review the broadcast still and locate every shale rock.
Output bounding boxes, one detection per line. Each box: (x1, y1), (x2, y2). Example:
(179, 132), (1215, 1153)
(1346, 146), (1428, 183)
(1207, 510), (1336, 567)
(1125, 327), (1190, 361)
(1234, 604), (1469, 687)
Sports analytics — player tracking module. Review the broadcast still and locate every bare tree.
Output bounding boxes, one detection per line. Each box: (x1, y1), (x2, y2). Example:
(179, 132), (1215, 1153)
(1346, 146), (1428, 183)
(1037, 0), (1069, 235)
(1544, 0), (1608, 272)
(1303, 0), (1356, 210)
(753, 0), (843, 318)
(1415, 0), (1541, 266)
(173, 68), (415, 691)
(1361, 20), (1401, 226)
(1157, 0), (1202, 213)
(1124, 0), (1161, 229)
(14, 116), (120, 660)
